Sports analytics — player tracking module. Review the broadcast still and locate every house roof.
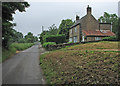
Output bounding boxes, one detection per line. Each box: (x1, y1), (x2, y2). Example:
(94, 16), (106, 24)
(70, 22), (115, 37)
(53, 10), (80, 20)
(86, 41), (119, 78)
(70, 15), (86, 28)
(82, 30), (115, 37)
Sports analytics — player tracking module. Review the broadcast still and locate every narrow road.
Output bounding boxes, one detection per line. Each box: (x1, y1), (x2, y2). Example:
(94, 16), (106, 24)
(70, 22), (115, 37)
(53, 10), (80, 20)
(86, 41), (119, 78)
(2, 43), (46, 84)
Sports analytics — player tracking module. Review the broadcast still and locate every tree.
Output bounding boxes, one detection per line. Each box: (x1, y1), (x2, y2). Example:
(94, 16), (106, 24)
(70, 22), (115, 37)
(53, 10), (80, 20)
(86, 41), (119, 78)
(25, 32), (34, 43)
(2, 2), (30, 49)
(25, 32), (38, 43)
(57, 19), (74, 39)
(98, 12), (119, 36)
(48, 24), (58, 35)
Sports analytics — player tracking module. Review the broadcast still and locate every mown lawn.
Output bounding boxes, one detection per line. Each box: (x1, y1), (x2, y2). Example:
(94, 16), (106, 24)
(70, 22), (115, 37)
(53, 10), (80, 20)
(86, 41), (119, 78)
(40, 41), (120, 84)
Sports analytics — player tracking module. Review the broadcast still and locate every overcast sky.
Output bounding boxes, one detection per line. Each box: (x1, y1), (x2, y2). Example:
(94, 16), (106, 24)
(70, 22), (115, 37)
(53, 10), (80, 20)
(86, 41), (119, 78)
(13, 0), (119, 36)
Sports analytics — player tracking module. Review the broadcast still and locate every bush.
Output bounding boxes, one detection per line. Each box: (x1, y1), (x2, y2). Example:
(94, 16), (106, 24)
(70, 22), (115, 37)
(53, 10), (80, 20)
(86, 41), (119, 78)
(103, 36), (118, 41)
(43, 34), (66, 44)
(42, 42), (56, 49)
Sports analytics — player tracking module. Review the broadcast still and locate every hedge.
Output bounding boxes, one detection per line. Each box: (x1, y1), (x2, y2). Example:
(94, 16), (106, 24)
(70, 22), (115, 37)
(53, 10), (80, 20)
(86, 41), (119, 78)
(43, 34), (66, 44)
(103, 36), (118, 41)
(42, 42), (56, 49)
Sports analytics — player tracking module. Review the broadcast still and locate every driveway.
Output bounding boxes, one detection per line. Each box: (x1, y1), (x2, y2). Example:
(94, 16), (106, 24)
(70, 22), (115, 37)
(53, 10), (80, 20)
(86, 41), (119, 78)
(2, 43), (46, 84)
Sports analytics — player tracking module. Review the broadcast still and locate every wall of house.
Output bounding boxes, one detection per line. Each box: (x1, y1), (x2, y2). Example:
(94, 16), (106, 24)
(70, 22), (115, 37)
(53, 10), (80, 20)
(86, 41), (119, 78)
(86, 15), (99, 30)
(69, 25), (81, 42)
(80, 14), (99, 30)
(99, 24), (111, 31)
(86, 37), (105, 41)
(69, 29), (73, 38)
(73, 25), (80, 42)
(87, 37), (95, 41)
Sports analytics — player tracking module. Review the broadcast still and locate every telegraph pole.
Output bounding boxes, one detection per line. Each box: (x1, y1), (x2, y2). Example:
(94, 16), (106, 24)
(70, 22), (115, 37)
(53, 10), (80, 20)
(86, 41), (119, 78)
(42, 26), (44, 32)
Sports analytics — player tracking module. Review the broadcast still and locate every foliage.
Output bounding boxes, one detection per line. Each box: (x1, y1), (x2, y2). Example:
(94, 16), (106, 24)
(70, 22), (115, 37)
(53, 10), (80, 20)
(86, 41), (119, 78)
(10, 43), (34, 51)
(43, 34), (66, 44)
(102, 36), (118, 41)
(39, 24), (58, 44)
(2, 43), (33, 61)
(40, 41), (119, 84)
(42, 42), (56, 49)
(2, 2), (30, 49)
(25, 32), (38, 43)
(47, 24), (58, 35)
(98, 12), (119, 37)
(57, 19), (75, 39)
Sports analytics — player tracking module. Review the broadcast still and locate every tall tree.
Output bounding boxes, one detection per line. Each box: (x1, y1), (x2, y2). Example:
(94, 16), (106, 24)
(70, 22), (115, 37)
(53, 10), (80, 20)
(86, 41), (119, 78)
(57, 19), (74, 39)
(98, 12), (119, 36)
(47, 24), (58, 35)
(2, 2), (30, 49)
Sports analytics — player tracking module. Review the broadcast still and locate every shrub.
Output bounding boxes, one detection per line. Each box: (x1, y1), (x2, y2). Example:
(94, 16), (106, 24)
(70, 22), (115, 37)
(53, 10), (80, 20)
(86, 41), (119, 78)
(42, 42), (56, 49)
(43, 34), (66, 44)
(103, 36), (118, 41)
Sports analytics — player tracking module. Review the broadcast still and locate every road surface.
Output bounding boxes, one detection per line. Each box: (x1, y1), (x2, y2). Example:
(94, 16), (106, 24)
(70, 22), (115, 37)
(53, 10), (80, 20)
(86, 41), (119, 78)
(2, 43), (46, 84)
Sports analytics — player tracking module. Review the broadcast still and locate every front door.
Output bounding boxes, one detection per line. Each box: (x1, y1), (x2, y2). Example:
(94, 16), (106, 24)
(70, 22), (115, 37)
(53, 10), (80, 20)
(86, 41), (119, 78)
(82, 36), (84, 42)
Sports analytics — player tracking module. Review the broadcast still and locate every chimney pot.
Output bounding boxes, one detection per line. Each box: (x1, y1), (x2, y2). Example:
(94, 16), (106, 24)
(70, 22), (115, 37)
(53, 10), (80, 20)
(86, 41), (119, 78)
(87, 5), (92, 14)
(76, 15), (79, 20)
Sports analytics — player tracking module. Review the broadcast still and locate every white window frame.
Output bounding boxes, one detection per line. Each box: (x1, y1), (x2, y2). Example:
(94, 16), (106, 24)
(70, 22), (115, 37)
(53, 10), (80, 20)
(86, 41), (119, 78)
(74, 36), (77, 43)
(95, 37), (101, 40)
(75, 27), (77, 32)
(69, 37), (72, 42)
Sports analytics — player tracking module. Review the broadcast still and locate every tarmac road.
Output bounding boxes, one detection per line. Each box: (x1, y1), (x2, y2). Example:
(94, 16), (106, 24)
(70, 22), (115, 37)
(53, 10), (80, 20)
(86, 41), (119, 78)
(2, 43), (46, 84)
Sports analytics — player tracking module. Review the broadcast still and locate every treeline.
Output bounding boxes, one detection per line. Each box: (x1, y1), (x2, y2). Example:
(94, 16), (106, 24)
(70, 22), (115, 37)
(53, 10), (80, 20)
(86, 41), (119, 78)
(2, 2), (38, 50)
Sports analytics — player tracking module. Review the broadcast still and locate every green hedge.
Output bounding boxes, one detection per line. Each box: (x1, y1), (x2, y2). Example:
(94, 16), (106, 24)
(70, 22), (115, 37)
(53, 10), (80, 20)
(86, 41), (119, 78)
(103, 36), (118, 41)
(43, 34), (66, 44)
(42, 42), (56, 49)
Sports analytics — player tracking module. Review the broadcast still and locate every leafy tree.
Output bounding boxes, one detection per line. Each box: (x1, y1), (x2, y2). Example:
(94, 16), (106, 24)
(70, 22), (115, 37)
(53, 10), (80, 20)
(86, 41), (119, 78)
(57, 19), (74, 39)
(47, 24), (58, 35)
(98, 12), (119, 36)
(39, 31), (49, 44)
(25, 32), (34, 43)
(2, 2), (30, 49)
(25, 32), (38, 43)
(11, 29), (23, 43)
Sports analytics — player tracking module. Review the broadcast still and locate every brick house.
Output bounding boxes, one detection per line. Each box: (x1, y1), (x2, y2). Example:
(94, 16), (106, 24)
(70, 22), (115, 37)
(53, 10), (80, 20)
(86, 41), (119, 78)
(69, 5), (115, 43)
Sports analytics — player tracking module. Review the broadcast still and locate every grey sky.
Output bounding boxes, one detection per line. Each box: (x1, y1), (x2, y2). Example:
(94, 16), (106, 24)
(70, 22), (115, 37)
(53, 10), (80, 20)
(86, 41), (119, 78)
(13, 1), (119, 36)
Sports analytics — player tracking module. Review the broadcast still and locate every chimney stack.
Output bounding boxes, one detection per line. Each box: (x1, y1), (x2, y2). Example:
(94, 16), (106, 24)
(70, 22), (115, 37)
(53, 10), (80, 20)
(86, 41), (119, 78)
(87, 5), (92, 15)
(76, 15), (79, 20)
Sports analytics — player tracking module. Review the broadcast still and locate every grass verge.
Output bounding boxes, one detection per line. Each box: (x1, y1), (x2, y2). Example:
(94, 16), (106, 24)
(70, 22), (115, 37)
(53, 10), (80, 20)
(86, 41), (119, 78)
(2, 43), (34, 62)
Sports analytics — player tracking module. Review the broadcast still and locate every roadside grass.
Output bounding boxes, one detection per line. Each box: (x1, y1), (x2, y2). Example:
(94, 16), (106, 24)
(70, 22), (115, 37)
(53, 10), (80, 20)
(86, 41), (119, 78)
(40, 41), (120, 84)
(2, 43), (34, 62)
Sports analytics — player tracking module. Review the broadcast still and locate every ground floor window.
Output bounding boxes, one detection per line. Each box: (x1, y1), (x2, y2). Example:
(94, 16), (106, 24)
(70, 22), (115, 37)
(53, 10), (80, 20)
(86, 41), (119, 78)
(69, 37), (72, 42)
(74, 36), (77, 43)
(95, 37), (101, 40)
